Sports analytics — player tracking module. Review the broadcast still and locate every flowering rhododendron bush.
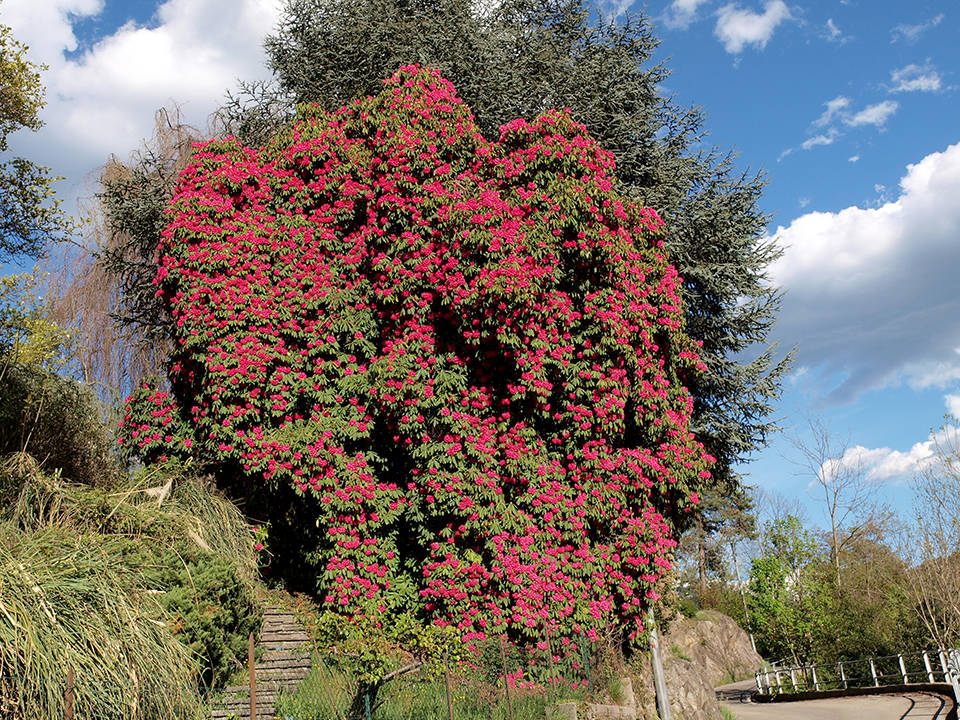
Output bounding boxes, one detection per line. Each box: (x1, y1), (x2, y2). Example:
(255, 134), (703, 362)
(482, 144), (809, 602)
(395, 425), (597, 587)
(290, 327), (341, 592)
(119, 67), (713, 646)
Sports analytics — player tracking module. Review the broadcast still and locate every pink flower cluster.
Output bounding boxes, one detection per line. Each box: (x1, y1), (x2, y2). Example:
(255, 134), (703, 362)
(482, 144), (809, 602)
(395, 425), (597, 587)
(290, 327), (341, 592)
(119, 66), (714, 646)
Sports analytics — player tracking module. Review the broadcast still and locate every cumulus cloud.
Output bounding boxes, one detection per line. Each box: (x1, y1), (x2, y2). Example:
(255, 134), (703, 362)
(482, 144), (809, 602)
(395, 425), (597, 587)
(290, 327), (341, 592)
(0, 0), (282, 199)
(663, 0), (712, 29)
(848, 155), (859, 163)
(824, 424), (960, 483)
(891, 13), (944, 43)
(890, 63), (943, 93)
(714, 0), (791, 54)
(769, 142), (960, 401)
(946, 394), (960, 418)
(845, 100), (898, 127)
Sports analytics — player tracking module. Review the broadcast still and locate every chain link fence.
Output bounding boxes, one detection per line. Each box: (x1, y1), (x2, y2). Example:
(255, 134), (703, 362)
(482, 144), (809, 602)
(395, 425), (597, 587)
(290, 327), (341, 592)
(1, 628), (615, 720)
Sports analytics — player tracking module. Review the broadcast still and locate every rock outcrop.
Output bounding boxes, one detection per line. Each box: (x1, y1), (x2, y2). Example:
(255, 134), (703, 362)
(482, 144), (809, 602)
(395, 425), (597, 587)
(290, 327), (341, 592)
(633, 610), (762, 720)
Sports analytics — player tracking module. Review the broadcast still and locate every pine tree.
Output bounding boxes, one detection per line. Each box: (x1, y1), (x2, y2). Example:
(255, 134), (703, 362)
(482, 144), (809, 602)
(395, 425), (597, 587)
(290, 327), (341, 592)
(99, 0), (789, 503)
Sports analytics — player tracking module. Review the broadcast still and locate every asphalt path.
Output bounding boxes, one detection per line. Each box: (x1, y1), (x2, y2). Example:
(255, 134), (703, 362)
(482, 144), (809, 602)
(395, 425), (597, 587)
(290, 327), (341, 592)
(715, 679), (952, 719)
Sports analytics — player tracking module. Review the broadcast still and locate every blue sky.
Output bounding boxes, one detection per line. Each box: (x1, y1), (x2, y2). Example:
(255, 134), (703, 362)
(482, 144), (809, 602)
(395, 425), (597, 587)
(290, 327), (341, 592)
(2, 0), (958, 537)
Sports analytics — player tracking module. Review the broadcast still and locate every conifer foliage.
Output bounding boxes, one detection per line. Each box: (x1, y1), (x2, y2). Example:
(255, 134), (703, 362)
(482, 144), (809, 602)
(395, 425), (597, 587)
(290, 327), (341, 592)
(120, 68), (712, 643)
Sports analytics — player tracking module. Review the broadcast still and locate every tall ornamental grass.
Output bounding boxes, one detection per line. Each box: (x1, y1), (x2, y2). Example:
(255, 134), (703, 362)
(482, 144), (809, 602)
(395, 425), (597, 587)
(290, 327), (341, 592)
(0, 456), (263, 717)
(0, 525), (203, 719)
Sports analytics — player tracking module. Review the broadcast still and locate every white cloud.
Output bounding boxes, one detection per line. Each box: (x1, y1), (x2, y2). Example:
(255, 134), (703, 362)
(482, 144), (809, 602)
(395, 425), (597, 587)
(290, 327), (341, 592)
(890, 63), (943, 93)
(946, 394), (960, 418)
(714, 0), (791, 54)
(824, 425), (960, 483)
(845, 100), (898, 127)
(801, 130), (839, 150)
(0, 0), (283, 202)
(769, 142), (960, 401)
(602, 0), (633, 21)
(664, 0), (712, 29)
(907, 354), (960, 390)
(848, 155), (859, 163)
(891, 13), (944, 43)
(825, 18), (840, 39)
(823, 18), (850, 43)
(813, 96), (850, 127)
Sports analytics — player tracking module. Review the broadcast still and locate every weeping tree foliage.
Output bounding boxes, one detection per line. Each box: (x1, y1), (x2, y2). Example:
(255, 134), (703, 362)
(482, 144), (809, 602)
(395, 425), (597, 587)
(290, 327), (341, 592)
(48, 110), (195, 404)
(102, 0), (788, 496)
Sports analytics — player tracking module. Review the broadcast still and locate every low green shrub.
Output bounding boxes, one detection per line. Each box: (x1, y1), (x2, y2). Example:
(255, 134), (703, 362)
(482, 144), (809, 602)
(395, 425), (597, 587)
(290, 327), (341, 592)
(0, 361), (118, 486)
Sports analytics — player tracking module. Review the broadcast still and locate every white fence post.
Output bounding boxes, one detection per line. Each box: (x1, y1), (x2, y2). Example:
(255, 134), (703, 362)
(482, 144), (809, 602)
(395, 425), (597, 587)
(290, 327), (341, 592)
(838, 662), (847, 690)
(898, 654), (908, 684)
(947, 649), (960, 705)
(790, 667), (797, 692)
(811, 665), (819, 692)
(870, 659), (879, 687)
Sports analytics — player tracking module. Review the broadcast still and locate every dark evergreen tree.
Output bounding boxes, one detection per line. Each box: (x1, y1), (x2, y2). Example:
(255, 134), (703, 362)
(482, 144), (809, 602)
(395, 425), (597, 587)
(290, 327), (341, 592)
(102, 0), (790, 502)
(221, 0), (792, 496)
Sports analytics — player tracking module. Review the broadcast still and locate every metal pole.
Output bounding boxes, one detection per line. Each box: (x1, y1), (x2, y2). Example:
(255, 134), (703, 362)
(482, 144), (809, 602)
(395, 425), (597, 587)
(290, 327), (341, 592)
(444, 648), (455, 720)
(500, 636), (514, 720)
(755, 672), (762, 695)
(789, 667), (796, 692)
(923, 651), (935, 683)
(898, 654), (908, 684)
(811, 665), (819, 691)
(545, 626), (558, 707)
(730, 541), (757, 654)
(775, 670), (782, 690)
(580, 630), (593, 701)
(65, 667), (74, 720)
(870, 659), (879, 687)
(948, 650), (960, 703)
(647, 609), (672, 720)
(248, 631), (257, 720)
(839, 662), (847, 690)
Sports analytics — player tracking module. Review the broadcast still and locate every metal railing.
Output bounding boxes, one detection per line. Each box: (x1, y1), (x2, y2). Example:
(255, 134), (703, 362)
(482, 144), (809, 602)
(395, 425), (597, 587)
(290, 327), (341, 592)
(755, 648), (960, 703)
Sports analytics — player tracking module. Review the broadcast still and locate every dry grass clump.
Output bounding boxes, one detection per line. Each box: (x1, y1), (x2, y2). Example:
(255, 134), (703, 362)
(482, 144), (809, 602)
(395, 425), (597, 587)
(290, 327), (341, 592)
(5, 456), (259, 577)
(0, 455), (262, 717)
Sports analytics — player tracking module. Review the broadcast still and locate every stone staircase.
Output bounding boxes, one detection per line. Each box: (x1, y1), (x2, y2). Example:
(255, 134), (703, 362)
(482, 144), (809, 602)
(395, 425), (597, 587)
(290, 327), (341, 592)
(211, 605), (313, 719)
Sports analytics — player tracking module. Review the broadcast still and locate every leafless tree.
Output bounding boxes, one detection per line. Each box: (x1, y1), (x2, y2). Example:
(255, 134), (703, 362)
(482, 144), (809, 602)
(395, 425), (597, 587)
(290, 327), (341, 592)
(790, 418), (889, 590)
(905, 421), (960, 647)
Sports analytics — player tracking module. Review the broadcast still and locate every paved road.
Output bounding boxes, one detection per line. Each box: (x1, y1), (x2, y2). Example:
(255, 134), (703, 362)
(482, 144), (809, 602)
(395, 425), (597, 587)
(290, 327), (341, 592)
(715, 679), (952, 719)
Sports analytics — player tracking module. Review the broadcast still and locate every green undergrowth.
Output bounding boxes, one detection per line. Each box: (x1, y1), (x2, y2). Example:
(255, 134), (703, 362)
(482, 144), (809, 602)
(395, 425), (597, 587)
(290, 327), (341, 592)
(0, 454), (263, 719)
(274, 656), (561, 720)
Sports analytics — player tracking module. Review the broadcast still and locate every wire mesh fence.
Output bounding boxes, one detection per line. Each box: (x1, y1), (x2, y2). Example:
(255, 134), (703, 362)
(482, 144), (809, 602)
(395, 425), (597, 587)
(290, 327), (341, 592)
(1, 628), (609, 720)
(269, 633), (598, 720)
